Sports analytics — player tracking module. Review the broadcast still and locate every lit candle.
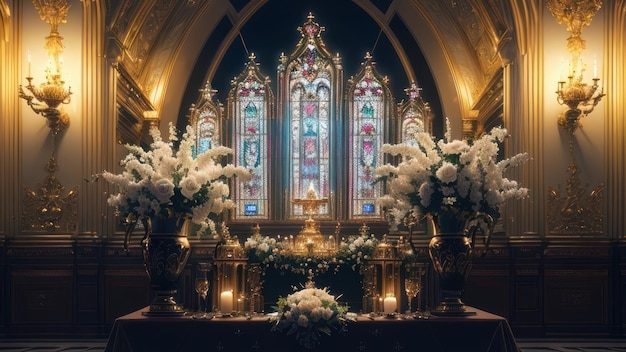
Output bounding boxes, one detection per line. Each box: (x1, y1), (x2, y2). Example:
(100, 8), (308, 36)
(220, 290), (233, 313)
(27, 50), (31, 77)
(593, 55), (598, 78)
(558, 58), (565, 82)
(383, 296), (397, 315)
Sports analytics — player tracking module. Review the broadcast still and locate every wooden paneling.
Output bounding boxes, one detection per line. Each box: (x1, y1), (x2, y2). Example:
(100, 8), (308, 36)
(509, 237), (544, 336)
(0, 237), (624, 339)
(543, 240), (611, 336)
(103, 268), (150, 327)
(10, 269), (74, 324)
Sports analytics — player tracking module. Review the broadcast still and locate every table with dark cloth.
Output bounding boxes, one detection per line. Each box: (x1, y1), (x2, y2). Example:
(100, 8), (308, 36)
(105, 306), (519, 352)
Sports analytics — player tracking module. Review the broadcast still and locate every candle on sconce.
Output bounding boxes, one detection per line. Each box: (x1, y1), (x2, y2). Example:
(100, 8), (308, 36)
(558, 57), (565, 82)
(383, 296), (397, 315)
(27, 50), (31, 77)
(220, 290), (234, 314)
(593, 55), (598, 78)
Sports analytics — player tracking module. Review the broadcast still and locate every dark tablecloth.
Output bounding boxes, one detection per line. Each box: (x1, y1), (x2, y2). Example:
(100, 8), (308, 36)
(105, 306), (519, 352)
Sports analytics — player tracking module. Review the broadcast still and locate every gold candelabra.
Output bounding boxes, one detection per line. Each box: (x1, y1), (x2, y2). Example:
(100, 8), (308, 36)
(19, 0), (72, 135)
(548, 0), (604, 133)
(291, 183), (336, 256)
(555, 57), (604, 133)
(546, 0), (605, 235)
(20, 0), (77, 232)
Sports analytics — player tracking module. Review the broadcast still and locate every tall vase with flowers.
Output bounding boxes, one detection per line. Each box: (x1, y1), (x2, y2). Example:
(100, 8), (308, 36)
(375, 119), (528, 315)
(102, 123), (250, 315)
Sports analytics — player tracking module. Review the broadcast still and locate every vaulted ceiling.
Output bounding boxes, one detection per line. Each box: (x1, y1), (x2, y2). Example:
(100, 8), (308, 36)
(105, 0), (518, 143)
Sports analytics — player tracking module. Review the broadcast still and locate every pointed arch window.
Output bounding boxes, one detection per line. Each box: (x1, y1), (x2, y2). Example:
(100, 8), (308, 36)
(278, 14), (342, 219)
(398, 82), (432, 144)
(189, 82), (223, 156)
(228, 54), (274, 220)
(347, 53), (393, 219)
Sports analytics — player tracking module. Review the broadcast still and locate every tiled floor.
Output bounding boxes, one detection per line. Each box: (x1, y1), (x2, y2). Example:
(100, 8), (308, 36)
(0, 338), (625, 351)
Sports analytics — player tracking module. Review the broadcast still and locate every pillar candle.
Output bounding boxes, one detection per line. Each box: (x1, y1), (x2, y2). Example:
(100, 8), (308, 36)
(383, 296), (397, 315)
(220, 291), (233, 313)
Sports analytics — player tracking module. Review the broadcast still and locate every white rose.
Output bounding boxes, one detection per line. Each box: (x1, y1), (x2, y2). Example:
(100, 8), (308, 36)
(436, 162), (458, 183)
(179, 176), (200, 200)
(152, 178), (174, 203)
(418, 182), (434, 207)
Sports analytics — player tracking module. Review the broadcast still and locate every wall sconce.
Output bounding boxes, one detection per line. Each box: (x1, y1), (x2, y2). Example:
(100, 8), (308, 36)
(548, 0), (604, 133)
(546, 0), (605, 235)
(19, 0), (72, 136)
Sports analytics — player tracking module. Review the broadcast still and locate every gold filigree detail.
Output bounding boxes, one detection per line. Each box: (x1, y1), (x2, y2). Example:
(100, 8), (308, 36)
(546, 0), (602, 57)
(32, 0), (70, 34)
(547, 135), (603, 235)
(22, 154), (78, 232)
(548, 0), (604, 133)
(291, 183), (336, 256)
(20, 0), (72, 135)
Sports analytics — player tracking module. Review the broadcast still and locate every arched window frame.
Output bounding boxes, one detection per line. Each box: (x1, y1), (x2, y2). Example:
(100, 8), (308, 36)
(276, 13), (343, 220)
(188, 81), (223, 155)
(345, 53), (394, 220)
(226, 54), (274, 221)
(397, 82), (432, 144)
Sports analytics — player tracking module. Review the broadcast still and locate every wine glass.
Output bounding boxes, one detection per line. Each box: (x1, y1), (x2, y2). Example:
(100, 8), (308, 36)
(194, 274), (209, 318)
(404, 264), (424, 316)
(404, 277), (421, 315)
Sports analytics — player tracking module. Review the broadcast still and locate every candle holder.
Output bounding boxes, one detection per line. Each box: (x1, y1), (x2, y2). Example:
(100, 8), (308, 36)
(291, 183), (337, 257)
(362, 235), (403, 313)
(19, 0), (72, 136)
(213, 225), (247, 316)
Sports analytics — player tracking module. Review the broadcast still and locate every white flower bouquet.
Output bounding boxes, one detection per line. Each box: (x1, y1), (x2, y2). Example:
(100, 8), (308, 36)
(243, 231), (378, 275)
(244, 232), (279, 264)
(273, 286), (348, 349)
(102, 123), (250, 237)
(375, 119), (529, 227)
(336, 232), (378, 270)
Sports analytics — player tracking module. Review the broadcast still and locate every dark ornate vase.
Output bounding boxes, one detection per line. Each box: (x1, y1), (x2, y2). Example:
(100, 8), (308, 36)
(428, 211), (476, 316)
(141, 214), (192, 316)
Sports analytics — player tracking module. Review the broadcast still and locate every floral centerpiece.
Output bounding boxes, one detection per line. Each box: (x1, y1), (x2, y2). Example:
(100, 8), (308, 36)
(244, 227), (378, 276)
(272, 284), (349, 350)
(375, 118), (529, 234)
(375, 118), (529, 315)
(102, 123), (250, 243)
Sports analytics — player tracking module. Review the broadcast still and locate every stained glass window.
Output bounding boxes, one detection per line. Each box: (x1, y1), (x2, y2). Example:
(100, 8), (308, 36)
(189, 81), (222, 157)
(399, 82), (432, 144)
(228, 55), (273, 220)
(348, 54), (392, 219)
(280, 14), (341, 218)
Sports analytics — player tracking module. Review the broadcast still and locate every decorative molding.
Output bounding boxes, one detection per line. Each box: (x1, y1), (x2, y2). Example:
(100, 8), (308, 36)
(544, 247), (609, 257)
(115, 64), (155, 146)
(7, 248), (74, 257)
(515, 269), (539, 275)
(11, 270), (73, 277)
(104, 270), (146, 277)
(545, 269), (608, 277)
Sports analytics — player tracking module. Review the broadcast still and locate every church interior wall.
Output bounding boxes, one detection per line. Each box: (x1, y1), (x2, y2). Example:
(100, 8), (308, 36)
(1, 0), (625, 339)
